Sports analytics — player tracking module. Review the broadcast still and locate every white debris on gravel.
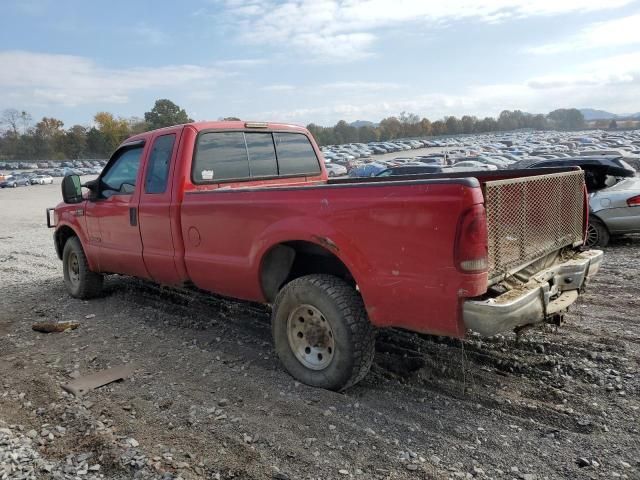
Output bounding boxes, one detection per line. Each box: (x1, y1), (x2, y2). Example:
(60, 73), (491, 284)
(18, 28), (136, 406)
(0, 423), (105, 480)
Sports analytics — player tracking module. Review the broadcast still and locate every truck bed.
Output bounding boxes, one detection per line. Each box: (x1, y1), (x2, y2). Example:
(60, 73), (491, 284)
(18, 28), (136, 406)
(331, 167), (586, 284)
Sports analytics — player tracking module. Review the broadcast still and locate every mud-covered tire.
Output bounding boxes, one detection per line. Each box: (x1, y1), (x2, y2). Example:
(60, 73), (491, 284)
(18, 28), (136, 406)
(272, 274), (376, 391)
(62, 237), (103, 299)
(586, 216), (610, 248)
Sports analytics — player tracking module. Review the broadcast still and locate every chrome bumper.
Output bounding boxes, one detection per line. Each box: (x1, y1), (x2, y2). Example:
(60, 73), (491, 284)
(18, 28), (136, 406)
(463, 249), (603, 336)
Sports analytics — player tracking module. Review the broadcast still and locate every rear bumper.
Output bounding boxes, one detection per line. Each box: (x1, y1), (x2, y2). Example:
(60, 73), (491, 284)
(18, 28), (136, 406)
(463, 249), (603, 336)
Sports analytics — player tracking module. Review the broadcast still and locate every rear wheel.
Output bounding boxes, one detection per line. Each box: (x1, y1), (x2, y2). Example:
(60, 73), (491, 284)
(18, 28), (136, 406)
(62, 237), (103, 299)
(272, 274), (376, 391)
(586, 216), (610, 247)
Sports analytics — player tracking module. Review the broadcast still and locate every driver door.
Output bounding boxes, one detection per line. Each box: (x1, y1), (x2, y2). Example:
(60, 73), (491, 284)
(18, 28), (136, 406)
(85, 142), (150, 279)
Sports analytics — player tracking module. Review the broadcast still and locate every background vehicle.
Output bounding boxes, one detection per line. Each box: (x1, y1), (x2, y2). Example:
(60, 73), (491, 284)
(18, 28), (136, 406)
(450, 161), (498, 171)
(520, 156), (639, 246)
(348, 162), (387, 177)
(31, 174), (54, 185)
(50, 121), (602, 391)
(376, 164), (445, 176)
(325, 163), (347, 177)
(0, 175), (30, 188)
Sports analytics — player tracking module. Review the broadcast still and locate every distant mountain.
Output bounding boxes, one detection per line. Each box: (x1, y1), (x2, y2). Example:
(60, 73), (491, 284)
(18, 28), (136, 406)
(349, 120), (378, 128)
(580, 108), (640, 121)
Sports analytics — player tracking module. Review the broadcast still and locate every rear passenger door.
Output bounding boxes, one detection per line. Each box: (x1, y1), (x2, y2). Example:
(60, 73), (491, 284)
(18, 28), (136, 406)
(138, 127), (183, 284)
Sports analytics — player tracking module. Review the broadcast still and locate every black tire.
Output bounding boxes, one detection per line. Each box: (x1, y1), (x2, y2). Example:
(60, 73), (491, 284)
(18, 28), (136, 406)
(272, 274), (376, 391)
(586, 216), (610, 247)
(62, 237), (103, 299)
(12, 182), (17, 188)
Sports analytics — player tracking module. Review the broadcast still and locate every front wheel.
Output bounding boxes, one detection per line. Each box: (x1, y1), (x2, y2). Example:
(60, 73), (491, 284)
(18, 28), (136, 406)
(271, 274), (376, 391)
(62, 237), (104, 299)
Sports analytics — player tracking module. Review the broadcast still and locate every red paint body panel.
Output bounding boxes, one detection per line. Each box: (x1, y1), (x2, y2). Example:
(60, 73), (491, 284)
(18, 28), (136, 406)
(54, 121), (495, 338)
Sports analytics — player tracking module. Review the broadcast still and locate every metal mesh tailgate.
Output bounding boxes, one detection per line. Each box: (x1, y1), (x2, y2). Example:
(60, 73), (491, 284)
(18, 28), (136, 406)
(484, 170), (585, 282)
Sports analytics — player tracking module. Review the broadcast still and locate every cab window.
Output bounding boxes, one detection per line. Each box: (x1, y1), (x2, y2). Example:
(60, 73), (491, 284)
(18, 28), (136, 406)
(101, 146), (143, 196)
(245, 132), (278, 177)
(145, 134), (175, 194)
(274, 133), (320, 176)
(193, 132), (248, 182)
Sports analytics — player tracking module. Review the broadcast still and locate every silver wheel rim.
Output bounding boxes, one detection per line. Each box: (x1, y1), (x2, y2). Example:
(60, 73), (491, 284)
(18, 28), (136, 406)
(586, 224), (598, 247)
(67, 252), (80, 285)
(287, 304), (335, 370)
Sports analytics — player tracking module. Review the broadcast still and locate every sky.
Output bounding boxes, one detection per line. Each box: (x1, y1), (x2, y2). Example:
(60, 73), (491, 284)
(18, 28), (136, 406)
(1, 0), (640, 127)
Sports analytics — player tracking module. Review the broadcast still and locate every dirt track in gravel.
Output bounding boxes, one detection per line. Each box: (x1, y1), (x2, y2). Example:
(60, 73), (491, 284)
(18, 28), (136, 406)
(0, 183), (638, 479)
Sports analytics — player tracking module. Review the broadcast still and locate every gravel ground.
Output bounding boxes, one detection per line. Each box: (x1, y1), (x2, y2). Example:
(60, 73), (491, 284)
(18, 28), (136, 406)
(0, 181), (638, 480)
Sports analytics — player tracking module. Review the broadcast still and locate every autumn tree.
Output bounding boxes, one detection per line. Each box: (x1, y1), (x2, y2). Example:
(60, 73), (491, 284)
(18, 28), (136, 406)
(94, 112), (131, 153)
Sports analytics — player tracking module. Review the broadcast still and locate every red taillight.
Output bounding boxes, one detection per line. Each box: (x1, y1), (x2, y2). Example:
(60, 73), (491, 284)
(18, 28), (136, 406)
(455, 204), (489, 273)
(627, 195), (640, 207)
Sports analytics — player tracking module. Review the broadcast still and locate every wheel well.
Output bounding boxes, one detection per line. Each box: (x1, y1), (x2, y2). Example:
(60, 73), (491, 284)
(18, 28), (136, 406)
(589, 214), (609, 230)
(54, 226), (77, 260)
(260, 241), (354, 302)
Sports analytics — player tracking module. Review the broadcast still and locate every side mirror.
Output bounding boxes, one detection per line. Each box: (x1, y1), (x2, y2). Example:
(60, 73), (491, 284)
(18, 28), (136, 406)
(61, 175), (83, 204)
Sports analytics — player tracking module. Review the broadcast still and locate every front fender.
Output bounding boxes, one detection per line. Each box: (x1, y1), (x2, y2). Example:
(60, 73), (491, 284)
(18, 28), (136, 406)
(54, 207), (98, 272)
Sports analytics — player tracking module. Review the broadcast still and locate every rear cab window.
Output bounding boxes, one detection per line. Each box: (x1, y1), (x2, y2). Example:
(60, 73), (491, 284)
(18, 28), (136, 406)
(192, 130), (321, 185)
(145, 134), (176, 194)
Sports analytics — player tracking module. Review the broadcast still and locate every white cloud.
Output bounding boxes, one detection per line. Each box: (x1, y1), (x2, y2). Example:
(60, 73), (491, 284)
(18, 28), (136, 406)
(218, 0), (634, 62)
(528, 13), (640, 54)
(261, 81), (401, 93)
(0, 51), (227, 107)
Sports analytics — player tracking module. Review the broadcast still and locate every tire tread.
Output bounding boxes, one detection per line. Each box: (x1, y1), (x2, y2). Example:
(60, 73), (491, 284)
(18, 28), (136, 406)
(272, 274), (375, 391)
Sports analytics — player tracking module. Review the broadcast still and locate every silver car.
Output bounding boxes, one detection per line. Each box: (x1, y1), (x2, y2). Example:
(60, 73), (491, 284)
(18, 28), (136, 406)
(588, 176), (640, 247)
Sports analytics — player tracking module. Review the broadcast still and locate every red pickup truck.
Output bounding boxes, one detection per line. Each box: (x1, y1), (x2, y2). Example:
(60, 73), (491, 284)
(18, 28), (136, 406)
(49, 121), (603, 390)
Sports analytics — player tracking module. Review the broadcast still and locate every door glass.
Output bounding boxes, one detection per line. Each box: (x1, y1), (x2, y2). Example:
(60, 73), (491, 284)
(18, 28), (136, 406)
(101, 146), (143, 196)
(145, 134), (175, 194)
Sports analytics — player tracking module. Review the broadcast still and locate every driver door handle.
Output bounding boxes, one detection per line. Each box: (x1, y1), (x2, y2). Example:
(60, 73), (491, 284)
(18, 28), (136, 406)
(129, 207), (137, 227)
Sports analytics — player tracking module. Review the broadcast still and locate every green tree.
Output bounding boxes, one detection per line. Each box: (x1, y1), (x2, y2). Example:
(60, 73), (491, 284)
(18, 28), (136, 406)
(62, 125), (88, 159)
(431, 120), (446, 135)
(547, 108), (585, 130)
(497, 110), (518, 131)
(445, 116), (462, 135)
(333, 120), (358, 143)
(379, 117), (402, 140)
(86, 127), (110, 157)
(461, 115), (476, 134)
(144, 99), (192, 129)
(357, 125), (378, 143)
(419, 118), (432, 136)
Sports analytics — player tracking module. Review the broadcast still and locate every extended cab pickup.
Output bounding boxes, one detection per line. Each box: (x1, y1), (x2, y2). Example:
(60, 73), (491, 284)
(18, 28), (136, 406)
(50, 121), (603, 390)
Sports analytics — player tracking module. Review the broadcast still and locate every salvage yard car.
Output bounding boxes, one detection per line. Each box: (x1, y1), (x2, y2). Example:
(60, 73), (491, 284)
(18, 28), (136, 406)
(519, 156), (640, 247)
(31, 174), (54, 185)
(48, 121), (603, 391)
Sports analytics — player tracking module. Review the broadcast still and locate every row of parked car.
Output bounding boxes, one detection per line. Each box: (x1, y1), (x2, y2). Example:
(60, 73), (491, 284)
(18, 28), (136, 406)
(0, 159), (109, 189)
(0, 159), (106, 171)
(322, 131), (640, 177)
